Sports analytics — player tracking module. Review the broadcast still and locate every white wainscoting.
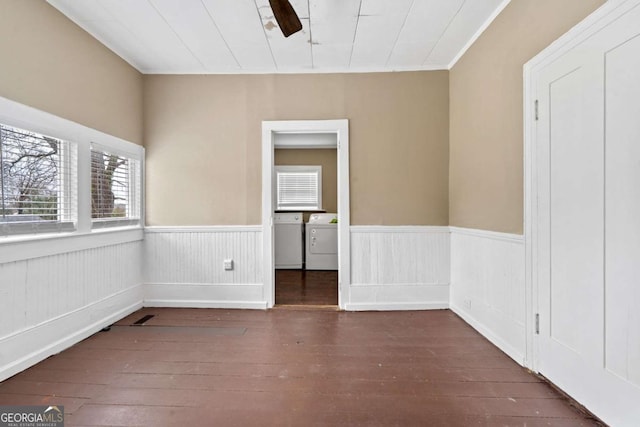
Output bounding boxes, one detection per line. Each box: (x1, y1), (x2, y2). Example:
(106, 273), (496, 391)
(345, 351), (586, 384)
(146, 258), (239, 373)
(347, 226), (450, 311)
(449, 227), (526, 364)
(0, 236), (144, 381)
(0, 225), (531, 382)
(144, 227), (266, 309)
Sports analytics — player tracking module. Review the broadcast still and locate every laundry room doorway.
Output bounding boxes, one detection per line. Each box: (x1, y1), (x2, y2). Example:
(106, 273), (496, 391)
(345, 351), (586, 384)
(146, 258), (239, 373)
(262, 120), (350, 309)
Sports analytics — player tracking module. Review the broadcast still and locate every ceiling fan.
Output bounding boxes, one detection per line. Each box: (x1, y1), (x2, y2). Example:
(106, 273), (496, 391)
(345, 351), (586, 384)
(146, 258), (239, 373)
(269, 0), (303, 37)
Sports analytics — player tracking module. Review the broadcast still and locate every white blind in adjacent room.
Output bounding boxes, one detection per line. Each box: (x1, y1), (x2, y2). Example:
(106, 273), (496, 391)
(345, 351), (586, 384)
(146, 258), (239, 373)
(276, 166), (322, 210)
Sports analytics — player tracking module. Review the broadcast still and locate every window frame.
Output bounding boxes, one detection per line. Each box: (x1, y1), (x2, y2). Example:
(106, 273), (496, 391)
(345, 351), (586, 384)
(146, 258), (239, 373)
(0, 95), (144, 244)
(275, 165), (323, 211)
(90, 143), (142, 230)
(0, 123), (77, 237)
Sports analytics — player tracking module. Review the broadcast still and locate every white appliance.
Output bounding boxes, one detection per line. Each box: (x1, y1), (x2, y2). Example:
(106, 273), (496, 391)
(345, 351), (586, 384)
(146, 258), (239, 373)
(274, 212), (304, 269)
(305, 213), (338, 270)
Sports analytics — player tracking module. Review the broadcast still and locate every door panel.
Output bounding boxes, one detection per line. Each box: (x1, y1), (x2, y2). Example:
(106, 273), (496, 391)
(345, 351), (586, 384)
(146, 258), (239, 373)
(548, 65), (604, 357)
(604, 32), (640, 386)
(537, 47), (604, 377)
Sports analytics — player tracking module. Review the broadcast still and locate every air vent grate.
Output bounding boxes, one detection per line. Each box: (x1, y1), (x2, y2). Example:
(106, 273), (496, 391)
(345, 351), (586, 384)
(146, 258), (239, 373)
(132, 314), (155, 326)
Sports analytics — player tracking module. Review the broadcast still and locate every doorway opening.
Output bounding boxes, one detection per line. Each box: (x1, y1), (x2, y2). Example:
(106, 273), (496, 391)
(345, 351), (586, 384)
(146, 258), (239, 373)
(261, 120), (350, 309)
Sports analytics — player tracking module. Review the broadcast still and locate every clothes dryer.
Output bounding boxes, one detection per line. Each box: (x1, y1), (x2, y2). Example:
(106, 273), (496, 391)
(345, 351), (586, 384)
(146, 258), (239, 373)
(305, 213), (338, 270)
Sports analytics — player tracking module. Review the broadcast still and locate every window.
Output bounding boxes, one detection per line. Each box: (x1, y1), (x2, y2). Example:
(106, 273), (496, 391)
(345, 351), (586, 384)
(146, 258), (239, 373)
(0, 123), (76, 236)
(91, 144), (141, 228)
(275, 165), (322, 211)
(0, 97), (144, 242)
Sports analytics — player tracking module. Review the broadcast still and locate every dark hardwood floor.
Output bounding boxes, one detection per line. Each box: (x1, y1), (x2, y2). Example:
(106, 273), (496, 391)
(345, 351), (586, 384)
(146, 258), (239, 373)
(0, 308), (600, 426)
(275, 269), (338, 306)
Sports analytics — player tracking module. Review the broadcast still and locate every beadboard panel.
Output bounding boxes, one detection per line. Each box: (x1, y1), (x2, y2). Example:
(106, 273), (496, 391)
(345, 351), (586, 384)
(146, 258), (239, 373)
(449, 227), (526, 364)
(144, 227), (265, 307)
(0, 240), (144, 381)
(348, 226), (450, 310)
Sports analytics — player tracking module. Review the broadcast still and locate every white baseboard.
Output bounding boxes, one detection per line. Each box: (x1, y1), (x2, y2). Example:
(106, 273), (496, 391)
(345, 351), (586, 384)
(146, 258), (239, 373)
(345, 301), (449, 311)
(450, 303), (525, 365)
(0, 285), (143, 382)
(350, 225), (450, 233)
(144, 300), (268, 309)
(449, 226), (524, 242)
(144, 283), (266, 310)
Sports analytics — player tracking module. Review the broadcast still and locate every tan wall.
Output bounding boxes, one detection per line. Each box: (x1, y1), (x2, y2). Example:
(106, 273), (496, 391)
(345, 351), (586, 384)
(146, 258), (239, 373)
(144, 72), (449, 226)
(449, 0), (604, 234)
(0, 0), (143, 144)
(275, 149), (337, 221)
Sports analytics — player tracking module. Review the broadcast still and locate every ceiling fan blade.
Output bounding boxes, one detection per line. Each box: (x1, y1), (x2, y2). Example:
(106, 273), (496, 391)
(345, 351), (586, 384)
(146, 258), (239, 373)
(268, 0), (303, 37)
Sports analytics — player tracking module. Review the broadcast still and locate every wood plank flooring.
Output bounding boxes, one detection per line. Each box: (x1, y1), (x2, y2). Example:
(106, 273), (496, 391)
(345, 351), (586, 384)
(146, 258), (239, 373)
(275, 269), (338, 306)
(0, 308), (601, 426)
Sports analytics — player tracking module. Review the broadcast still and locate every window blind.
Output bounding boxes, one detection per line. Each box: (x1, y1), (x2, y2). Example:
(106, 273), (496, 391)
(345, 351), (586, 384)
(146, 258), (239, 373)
(276, 166), (322, 210)
(0, 124), (76, 236)
(90, 145), (141, 227)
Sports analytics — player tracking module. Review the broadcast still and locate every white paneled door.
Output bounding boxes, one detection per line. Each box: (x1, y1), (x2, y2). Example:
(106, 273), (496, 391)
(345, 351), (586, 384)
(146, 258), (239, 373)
(532, 2), (640, 425)
(536, 33), (605, 384)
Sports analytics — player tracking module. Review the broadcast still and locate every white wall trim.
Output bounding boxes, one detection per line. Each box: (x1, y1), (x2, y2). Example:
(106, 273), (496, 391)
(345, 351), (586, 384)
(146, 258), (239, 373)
(350, 225), (450, 234)
(123, 65), (452, 75)
(345, 302), (449, 311)
(449, 226), (524, 242)
(0, 228), (143, 264)
(523, 44), (537, 373)
(0, 285), (141, 341)
(145, 226), (262, 233)
(351, 226), (523, 241)
(523, 0), (631, 73)
(447, 0), (512, 69)
(0, 285), (143, 382)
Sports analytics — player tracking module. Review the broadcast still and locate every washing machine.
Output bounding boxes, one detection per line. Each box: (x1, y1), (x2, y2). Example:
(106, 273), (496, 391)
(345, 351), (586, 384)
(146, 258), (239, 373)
(274, 212), (304, 269)
(305, 213), (338, 270)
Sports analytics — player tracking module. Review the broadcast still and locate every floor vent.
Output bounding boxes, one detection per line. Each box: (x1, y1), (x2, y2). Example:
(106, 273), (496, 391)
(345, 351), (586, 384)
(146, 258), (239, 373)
(132, 314), (155, 326)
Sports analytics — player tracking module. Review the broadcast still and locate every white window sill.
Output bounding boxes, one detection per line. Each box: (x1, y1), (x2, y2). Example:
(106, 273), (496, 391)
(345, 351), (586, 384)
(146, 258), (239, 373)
(92, 218), (141, 230)
(275, 208), (326, 212)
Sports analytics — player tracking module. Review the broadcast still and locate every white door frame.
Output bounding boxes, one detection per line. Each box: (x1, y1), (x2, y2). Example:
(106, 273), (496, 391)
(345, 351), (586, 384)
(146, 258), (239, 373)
(524, 0), (635, 374)
(261, 119), (350, 309)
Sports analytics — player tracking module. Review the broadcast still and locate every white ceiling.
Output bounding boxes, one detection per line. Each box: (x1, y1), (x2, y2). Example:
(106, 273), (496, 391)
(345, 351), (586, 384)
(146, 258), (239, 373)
(47, 0), (509, 74)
